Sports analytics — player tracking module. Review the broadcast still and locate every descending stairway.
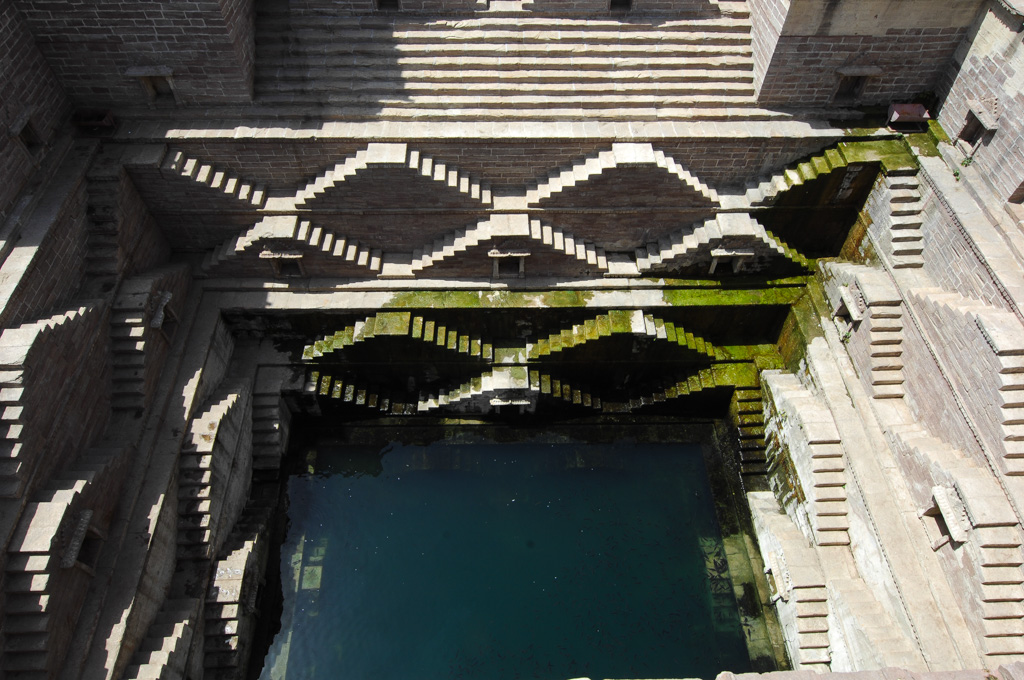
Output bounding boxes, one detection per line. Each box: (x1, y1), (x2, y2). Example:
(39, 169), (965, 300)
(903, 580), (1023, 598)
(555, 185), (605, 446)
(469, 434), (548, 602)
(410, 221), (498, 273)
(204, 499), (275, 679)
(909, 288), (1024, 475)
(829, 577), (925, 668)
(764, 372), (851, 547)
(251, 391), (289, 477)
(303, 311), (492, 361)
(177, 384), (251, 562)
(524, 144), (718, 205)
(888, 424), (1024, 663)
(161, 150), (267, 208)
(294, 143), (491, 207)
(745, 146), (850, 206)
(864, 297), (906, 399)
(84, 160), (122, 279)
(251, 11), (792, 120)
(887, 172), (925, 269)
(599, 365), (726, 413)
(527, 309), (721, 361)
(203, 217), (382, 273)
(2, 443), (130, 678)
(749, 492), (834, 670)
(633, 213), (814, 273)
(109, 269), (190, 414)
(732, 385), (768, 476)
(0, 304), (100, 499)
(121, 601), (199, 680)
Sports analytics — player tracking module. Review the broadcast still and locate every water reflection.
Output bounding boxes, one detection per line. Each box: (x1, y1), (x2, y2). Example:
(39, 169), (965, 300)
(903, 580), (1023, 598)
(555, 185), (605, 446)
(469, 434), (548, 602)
(259, 441), (751, 680)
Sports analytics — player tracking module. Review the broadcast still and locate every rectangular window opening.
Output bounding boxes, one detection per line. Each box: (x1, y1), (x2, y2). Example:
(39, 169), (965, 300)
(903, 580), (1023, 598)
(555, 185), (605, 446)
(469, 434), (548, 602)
(139, 75), (176, 107)
(378, 0), (400, 10)
(957, 111), (986, 154)
(276, 259), (304, 278)
(834, 75), (867, 104)
(18, 123), (43, 157)
(610, 0), (631, 10)
(1010, 182), (1024, 205)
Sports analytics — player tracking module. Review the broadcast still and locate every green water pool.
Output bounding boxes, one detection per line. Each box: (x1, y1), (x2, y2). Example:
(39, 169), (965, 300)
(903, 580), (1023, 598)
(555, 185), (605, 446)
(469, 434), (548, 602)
(258, 439), (754, 680)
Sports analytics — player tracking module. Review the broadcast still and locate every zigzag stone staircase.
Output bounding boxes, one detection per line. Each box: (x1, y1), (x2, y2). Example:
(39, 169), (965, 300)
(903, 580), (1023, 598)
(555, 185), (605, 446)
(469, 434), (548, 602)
(524, 143), (718, 205)
(252, 11), (789, 120)
(300, 309), (765, 416)
(294, 143), (491, 208)
(177, 383), (252, 562)
(203, 216), (382, 274)
(632, 213), (813, 273)
(387, 215), (606, 277)
(2, 442), (131, 678)
(744, 146), (850, 206)
(204, 499), (274, 679)
(888, 424), (1024, 663)
(527, 309), (721, 361)
(909, 288), (1024, 475)
(161, 150), (268, 209)
(763, 372), (851, 547)
(0, 304), (100, 499)
(121, 600), (199, 680)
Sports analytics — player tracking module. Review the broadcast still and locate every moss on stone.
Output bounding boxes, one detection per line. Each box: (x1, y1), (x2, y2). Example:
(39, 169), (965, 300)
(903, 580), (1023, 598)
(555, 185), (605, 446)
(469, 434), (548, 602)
(662, 287), (807, 308)
(373, 311), (412, 335)
(929, 119), (952, 144)
(839, 139), (918, 173)
(538, 290), (594, 307)
(385, 289), (596, 310)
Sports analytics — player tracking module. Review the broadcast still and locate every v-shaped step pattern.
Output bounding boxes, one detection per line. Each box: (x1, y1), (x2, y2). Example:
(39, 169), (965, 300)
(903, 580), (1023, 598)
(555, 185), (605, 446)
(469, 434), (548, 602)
(524, 143), (718, 206)
(635, 213), (813, 272)
(303, 311), (493, 362)
(203, 216), (382, 273)
(527, 309), (721, 361)
(402, 216), (608, 275)
(295, 143), (492, 208)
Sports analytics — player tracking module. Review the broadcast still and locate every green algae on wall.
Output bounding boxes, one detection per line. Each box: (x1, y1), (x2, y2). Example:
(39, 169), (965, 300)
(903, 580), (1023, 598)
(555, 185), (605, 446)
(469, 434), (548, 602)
(661, 286), (807, 308)
(383, 289), (595, 310)
(839, 139), (919, 173)
(837, 210), (878, 265)
(775, 289), (824, 374)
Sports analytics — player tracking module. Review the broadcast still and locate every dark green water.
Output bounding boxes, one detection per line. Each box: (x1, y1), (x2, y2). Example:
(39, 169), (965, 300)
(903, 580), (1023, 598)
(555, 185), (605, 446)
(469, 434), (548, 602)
(259, 440), (752, 680)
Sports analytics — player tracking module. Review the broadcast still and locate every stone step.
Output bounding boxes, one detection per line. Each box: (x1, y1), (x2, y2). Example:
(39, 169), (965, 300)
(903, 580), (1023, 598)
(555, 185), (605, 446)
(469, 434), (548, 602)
(255, 93), (756, 110)
(192, 102), (790, 121)
(892, 254), (925, 268)
(4, 632), (48, 653)
(1, 651), (48, 672)
(4, 601), (49, 632)
(258, 39), (752, 58)
(258, 18), (753, 38)
(264, 75), (756, 95)
(4, 593), (49, 614)
(889, 188), (922, 203)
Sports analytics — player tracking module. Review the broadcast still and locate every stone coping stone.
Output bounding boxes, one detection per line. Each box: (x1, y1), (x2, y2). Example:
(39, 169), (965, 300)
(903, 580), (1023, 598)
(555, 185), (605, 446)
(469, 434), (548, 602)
(117, 119), (850, 142)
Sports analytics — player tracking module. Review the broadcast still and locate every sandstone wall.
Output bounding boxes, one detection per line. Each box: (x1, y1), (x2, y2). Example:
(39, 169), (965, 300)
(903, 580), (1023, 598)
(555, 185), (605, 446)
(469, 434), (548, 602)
(0, 176), (89, 329)
(15, 0), (254, 106)
(756, 0), (984, 107)
(747, 0), (788, 93)
(0, 2), (69, 225)
(938, 1), (1024, 203)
